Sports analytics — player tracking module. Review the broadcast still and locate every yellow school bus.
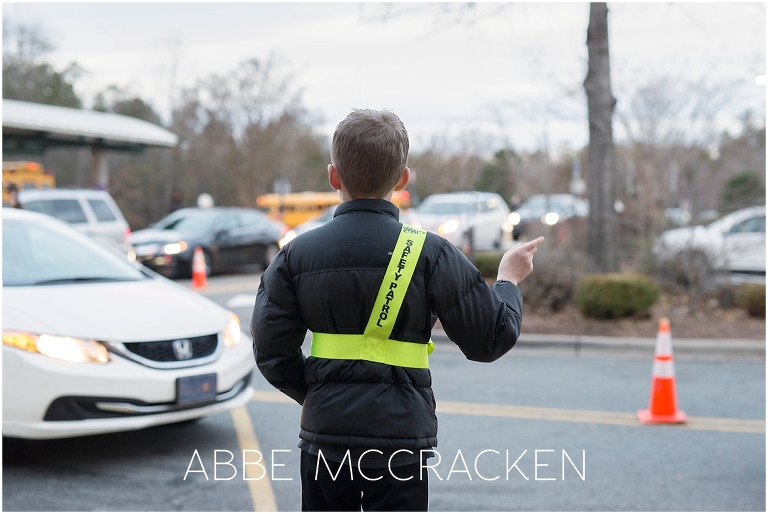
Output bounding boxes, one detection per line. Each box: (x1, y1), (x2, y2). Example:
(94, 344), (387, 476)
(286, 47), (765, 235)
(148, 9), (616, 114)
(3, 161), (56, 205)
(257, 190), (412, 227)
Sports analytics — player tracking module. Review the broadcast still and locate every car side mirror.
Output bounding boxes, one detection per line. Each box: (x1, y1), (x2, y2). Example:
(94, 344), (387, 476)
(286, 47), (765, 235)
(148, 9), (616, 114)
(216, 228), (230, 240)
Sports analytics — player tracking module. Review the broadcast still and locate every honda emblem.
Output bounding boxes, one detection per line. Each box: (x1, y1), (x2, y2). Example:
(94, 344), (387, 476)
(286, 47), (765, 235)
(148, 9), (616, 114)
(172, 339), (193, 360)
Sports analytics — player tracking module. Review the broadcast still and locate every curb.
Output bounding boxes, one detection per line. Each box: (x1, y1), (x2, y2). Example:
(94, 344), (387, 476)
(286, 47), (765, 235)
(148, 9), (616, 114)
(430, 330), (765, 358)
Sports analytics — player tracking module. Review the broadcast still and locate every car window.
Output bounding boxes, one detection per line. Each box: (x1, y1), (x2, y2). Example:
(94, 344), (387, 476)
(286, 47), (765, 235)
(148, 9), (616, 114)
(729, 216), (766, 234)
(219, 215), (241, 231)
(156, 210), (219, 232)
(88, 199), (118, 222)
(240, 211), (268, 228)
(24, 199), (88, 224)
(3, 218), (145, 286)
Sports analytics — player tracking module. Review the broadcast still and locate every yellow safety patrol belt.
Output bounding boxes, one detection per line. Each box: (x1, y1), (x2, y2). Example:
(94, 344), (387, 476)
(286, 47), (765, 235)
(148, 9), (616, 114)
(310, 224), (435, 369)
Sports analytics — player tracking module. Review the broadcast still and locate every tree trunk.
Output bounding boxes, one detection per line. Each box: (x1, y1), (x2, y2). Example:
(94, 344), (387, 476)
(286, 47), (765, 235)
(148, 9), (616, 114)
(584, 2), (619, 272)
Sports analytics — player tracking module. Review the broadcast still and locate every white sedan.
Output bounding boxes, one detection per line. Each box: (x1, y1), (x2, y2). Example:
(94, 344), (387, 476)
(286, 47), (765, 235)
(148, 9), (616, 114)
(405, 192), (511, 252)
(3, 208), (255, 439)
(654, 205), (766, 281)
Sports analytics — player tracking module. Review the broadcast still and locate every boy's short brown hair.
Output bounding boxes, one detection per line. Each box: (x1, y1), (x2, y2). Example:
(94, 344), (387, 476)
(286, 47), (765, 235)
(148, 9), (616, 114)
(331, 109), (409, 198)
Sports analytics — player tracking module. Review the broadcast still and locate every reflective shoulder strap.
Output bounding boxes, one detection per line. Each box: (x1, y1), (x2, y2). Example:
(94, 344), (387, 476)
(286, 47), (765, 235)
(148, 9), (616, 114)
(310, 224), (433, 368)
(364, 224), (427, 340)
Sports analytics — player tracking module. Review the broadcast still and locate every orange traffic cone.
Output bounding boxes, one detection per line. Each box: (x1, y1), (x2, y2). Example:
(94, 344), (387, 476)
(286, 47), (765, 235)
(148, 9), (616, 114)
(637, 318), (688, 424)
(192, 247), (207, 289)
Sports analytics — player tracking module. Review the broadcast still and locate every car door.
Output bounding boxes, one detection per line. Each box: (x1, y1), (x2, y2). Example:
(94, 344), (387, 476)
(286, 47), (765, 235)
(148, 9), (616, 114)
(213, 214), (243, 269)
(239, 210), (275, 264)
(724, 215), (766, 274)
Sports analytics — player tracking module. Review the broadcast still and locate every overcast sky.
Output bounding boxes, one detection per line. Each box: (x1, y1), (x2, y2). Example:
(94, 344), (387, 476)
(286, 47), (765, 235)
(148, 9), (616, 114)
(4, 2), (766, 154)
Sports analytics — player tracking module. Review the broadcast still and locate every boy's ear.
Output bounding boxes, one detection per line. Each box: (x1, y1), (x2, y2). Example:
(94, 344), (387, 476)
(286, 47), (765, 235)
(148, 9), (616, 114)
(393, 167), (410, 192)
(328, 164), (342, 191)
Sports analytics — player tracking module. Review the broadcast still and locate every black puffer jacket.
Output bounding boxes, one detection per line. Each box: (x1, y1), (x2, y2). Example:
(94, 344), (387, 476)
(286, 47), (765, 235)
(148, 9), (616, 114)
(251, 199), (523, 450)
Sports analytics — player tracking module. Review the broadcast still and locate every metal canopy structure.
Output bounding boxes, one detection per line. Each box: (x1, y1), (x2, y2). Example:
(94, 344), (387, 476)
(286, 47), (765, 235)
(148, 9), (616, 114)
(2, 99), (178, 188)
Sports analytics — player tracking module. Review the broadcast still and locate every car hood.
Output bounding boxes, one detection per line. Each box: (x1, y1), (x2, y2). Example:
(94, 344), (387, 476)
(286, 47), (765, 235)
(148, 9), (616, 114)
(3, 278), (231, 342)
(130, 228), (199, 245)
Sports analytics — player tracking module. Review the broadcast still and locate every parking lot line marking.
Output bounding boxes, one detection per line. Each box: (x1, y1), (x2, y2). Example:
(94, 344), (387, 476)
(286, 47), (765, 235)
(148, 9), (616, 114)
(231, 406), (279, 512)
(251, 389), (765, 434)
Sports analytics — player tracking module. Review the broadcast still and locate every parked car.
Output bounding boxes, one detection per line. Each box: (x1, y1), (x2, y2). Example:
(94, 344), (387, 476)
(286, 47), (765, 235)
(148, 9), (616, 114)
(655, 205), (766, 281)
(130, 207), (294, 278)
(2, 208), (255, 439)
(293, 204), (338, 236)
(506, 193), (588, 240)
(405, 192), (510, 252)
(18, 188), (133, 256)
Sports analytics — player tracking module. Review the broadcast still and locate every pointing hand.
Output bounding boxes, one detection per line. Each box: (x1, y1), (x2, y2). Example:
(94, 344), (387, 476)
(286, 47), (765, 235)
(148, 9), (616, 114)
(496, 236), (545, 285)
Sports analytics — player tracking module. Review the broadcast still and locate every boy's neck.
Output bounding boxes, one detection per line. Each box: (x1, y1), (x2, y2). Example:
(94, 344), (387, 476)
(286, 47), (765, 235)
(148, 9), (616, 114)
(339, 189), (394, 203)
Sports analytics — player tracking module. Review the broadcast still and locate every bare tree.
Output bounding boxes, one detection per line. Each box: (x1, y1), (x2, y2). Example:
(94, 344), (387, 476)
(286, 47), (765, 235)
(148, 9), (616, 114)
(584, 2), (618, 272)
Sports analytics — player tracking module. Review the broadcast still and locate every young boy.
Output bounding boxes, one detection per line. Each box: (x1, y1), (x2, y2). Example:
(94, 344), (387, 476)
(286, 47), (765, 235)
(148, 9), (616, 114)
(251, 109), (543, 511)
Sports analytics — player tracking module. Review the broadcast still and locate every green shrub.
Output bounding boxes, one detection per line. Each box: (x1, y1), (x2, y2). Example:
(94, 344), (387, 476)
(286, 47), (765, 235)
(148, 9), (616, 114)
(474, 251), (504, 278)
(575, 273), (660, 319)
(736, 283), (766, 318)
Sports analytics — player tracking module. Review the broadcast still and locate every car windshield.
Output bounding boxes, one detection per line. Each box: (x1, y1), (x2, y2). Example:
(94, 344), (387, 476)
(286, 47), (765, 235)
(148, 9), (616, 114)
(155, 210), (219, 232)
(417, 201), (472, 215)
(3, 218), (146, 286)
(517, 195), (575, 216)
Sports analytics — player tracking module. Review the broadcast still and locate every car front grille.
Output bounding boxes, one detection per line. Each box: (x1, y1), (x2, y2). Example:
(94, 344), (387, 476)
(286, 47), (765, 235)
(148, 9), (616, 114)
(123, 334), (218, 363)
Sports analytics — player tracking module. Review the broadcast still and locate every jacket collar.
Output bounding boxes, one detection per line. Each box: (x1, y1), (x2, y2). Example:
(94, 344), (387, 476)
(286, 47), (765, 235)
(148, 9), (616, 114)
(333, 198), (400, 221)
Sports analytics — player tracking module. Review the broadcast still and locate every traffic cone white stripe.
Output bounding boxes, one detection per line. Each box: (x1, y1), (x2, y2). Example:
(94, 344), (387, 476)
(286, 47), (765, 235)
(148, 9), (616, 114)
(654, 331), (673, 356)
(652, 359), (675, 378)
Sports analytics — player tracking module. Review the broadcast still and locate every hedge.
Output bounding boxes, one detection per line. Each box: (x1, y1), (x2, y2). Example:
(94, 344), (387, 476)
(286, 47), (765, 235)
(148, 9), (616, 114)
(736, 283), (766, 318)
(575, 273), (660, 319)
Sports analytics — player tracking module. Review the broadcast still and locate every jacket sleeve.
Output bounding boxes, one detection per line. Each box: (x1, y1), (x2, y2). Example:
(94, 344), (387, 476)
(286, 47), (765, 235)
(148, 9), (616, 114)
(251, 250), (308, 405)
(427, 239), (522, 362)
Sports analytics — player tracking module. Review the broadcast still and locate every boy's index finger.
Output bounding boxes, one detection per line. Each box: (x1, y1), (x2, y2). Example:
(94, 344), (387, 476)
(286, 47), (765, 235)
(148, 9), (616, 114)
(520, 236), (545, 250)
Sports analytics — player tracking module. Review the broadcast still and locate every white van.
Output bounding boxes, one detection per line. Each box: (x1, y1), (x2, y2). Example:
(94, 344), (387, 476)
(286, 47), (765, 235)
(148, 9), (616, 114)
(18, 189), (133, 256)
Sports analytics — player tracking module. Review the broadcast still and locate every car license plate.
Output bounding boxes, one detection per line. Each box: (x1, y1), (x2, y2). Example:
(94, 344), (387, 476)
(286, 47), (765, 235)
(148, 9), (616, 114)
(177, 374), (217, 405)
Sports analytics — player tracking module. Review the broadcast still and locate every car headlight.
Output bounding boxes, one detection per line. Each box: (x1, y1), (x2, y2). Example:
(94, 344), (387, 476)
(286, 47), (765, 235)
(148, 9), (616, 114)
(543, 212), (560, 226)
(508, 212), (521, 225)
(279, 230), (297, 249)
(222, 312), (242, 348)
(3, 331), (110, 364)
(438, 219), (460, 235)
(163, 241), (188, 255)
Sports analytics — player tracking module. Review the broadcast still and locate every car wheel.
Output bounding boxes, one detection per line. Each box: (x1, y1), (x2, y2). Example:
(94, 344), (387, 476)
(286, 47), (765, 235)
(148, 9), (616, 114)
(2, 437), (29, 464)
(264, 244), (279, 268)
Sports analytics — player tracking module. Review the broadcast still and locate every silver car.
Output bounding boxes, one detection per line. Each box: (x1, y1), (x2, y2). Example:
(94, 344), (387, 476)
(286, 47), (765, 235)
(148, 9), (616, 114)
(18, 188), (133, 256)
